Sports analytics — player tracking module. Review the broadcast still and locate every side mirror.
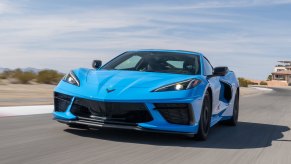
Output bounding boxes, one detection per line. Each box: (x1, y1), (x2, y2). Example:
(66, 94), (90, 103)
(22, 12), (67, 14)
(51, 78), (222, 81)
(92, 60), (102, 69)
(213, 66), (229, 76)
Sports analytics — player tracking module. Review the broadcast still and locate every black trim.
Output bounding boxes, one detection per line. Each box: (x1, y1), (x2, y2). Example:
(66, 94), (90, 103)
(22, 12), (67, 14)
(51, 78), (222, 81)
(220, 80), (233, 102)
(54, 92), (72, 112)
(78, 116), (137, 126)
(55, 118), (194, 136)
(70, 97), (153, 123)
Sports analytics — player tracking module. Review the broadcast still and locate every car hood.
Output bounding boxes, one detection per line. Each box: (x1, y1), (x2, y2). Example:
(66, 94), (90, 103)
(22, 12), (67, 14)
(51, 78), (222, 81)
(56, 68), (204, 101)
(84, 70), (196, 89)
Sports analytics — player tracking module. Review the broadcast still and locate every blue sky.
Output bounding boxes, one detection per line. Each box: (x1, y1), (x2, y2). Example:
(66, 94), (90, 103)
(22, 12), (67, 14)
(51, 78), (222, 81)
(0, 0), (291, 79)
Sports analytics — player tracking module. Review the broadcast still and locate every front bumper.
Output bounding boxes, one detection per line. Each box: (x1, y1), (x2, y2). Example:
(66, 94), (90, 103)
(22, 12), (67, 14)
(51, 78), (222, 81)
(53, 90), (203, 134)
(55, 117), (195, 136)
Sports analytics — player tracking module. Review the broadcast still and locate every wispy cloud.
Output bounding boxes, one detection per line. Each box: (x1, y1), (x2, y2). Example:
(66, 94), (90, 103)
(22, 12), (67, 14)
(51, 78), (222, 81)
(136, 0), (291, 11)
(0, 0), (21, 14)
(0, 1), (12, 14)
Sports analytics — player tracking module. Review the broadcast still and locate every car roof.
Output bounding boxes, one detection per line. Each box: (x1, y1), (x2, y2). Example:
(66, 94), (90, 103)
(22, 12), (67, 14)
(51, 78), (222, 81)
(127, 49), (204, 57)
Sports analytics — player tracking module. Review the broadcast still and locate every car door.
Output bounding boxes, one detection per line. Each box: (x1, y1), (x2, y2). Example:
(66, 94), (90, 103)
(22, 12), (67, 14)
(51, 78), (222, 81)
(202, 57), (221, 115)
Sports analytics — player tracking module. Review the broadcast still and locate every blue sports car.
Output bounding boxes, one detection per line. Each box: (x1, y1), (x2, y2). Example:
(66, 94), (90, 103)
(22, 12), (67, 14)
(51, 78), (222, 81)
(53, 50), (239, 140)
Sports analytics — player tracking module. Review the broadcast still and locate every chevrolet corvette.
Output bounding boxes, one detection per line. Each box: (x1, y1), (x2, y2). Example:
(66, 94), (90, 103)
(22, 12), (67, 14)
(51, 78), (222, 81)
(53, 50), (239, 140)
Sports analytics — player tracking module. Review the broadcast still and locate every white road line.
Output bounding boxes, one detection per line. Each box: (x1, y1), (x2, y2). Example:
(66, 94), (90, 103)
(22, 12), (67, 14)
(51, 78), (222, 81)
(0, 105), (53, 117)
(252, 87), (273, 91)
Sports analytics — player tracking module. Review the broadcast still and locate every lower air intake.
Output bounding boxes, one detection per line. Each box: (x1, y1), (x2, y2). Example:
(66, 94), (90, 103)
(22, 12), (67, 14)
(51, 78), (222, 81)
(54, 92), (72, 112)
(154, 103), (194, 125)
(70, 98), (153, 124)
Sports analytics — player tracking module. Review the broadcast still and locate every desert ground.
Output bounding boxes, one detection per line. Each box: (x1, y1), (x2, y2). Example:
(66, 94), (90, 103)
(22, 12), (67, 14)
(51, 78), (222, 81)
(0, 84), (55, 107)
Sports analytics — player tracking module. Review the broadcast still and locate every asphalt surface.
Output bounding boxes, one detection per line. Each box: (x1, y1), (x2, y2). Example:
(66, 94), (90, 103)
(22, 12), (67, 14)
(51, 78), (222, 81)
(0, 88), (291, 164)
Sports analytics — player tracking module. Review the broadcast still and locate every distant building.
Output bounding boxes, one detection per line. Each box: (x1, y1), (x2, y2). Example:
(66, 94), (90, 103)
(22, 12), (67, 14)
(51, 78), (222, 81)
(272, 61), (291, 86)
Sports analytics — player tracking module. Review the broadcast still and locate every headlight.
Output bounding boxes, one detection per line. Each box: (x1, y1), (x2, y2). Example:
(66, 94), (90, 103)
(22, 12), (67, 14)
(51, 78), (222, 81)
(63, 71), (80, 86)
(152, 79), (201, 92)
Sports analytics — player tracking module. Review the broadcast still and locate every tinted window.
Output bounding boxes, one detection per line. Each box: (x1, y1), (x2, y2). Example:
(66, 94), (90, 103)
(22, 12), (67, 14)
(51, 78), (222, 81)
(203, 57), (213, 76)
(115, 55), (142, 69)
(102, 51), (201, 75)
(166, 61), (184, 68)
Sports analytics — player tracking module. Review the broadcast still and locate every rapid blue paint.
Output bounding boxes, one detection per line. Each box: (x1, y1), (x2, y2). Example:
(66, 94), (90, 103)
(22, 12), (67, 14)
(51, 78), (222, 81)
(53, 50), (239, 134)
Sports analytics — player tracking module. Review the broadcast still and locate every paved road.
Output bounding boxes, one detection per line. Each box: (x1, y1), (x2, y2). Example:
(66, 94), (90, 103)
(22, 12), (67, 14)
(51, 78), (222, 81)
(0, 88), (290, 164)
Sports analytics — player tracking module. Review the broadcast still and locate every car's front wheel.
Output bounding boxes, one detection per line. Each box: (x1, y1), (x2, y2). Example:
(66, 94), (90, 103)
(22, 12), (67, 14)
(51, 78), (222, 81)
(195, 91), (211, 141)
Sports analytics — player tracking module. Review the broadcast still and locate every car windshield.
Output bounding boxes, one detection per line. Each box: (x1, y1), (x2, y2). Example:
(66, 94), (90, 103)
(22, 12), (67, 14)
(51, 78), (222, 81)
(102, 51), (201, 75)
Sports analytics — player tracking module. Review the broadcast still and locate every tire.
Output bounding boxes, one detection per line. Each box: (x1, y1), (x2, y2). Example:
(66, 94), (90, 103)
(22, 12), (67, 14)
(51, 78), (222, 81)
(223, 90), (239, 126)
(68, 123), (89, 129)
(195, 91), (212, 141)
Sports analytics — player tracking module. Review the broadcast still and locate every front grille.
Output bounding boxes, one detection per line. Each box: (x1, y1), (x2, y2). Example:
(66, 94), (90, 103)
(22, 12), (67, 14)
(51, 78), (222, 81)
(70, 98), (153, 124)
(154, 103), (193, 125)
(54, 92), (72, 112)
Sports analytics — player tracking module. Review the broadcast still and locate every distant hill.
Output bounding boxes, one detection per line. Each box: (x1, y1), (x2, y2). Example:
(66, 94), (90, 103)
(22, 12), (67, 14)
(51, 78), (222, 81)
(0, 67), (9, 73)
(21, 67), (43, 73)
(0, 67), (44, 73)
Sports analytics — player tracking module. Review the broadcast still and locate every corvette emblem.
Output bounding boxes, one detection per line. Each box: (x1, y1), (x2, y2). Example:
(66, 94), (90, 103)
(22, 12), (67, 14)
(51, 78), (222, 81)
(106, 88), (115, 93)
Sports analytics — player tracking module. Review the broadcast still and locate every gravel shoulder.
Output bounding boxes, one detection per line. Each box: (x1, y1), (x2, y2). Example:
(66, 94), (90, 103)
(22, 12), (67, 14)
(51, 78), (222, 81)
(0, 84), (54, 107)
(240, 87), (272, 96)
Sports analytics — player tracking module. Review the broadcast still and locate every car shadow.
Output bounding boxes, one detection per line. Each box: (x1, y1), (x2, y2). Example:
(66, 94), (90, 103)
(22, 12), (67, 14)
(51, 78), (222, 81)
(64, 121), (290, 149)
